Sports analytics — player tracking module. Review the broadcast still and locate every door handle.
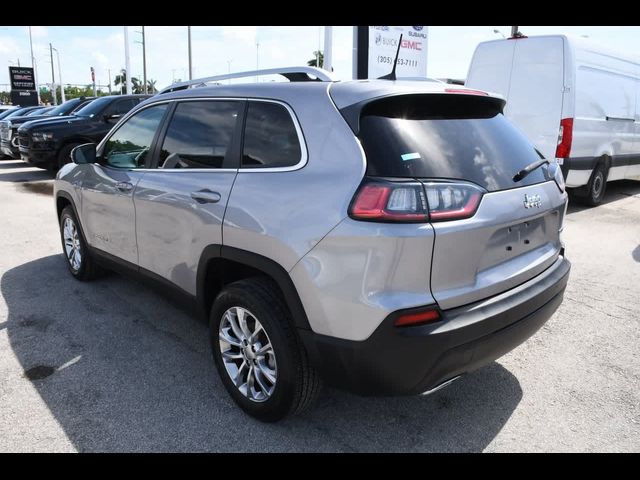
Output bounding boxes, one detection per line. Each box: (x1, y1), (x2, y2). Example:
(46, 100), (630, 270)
(116, 181), (133, 192)
(191, 190), (221, 204)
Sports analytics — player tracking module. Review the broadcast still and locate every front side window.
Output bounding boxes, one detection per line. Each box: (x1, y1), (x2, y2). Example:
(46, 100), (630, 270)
(242, 102), (302, 168)
(102, 104), (168, 169)
(159, 101), (241, 169)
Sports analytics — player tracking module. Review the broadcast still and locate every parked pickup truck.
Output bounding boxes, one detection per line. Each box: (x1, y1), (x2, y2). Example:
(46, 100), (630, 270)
(1, 97), (95, 159)
(18, 94), (150, 170)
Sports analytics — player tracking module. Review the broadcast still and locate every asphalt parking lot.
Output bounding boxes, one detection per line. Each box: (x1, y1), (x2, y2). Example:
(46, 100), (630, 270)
(0, 158), (638, 452)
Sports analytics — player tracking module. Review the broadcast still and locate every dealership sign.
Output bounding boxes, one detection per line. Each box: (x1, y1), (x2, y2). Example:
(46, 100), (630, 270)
(354, 26), (429, 79)
(8, 66), (38, 106)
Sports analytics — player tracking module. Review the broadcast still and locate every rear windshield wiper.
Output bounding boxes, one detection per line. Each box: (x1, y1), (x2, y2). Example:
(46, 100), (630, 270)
(513, 158), (549, 182)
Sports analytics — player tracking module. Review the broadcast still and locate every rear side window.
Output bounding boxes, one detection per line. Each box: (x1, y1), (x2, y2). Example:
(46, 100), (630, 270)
(159, 101), (241, 169)
(357, 94), (546, 192)
(242, 102), (302, 168)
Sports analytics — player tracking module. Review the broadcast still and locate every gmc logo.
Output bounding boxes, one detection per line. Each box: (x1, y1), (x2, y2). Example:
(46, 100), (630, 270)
(401, 40), (422, 51)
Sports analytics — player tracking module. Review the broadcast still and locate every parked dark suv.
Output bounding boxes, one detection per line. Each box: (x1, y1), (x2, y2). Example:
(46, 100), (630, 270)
(1, 97), (95, 159)
(18, 94), (150, 170)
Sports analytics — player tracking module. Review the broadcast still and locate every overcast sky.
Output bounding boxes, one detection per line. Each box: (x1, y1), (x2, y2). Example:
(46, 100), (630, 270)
(1, 26), (639, 91)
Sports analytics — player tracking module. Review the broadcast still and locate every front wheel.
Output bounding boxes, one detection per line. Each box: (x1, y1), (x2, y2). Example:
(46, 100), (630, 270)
(59, 206), (101, 281)
(210, 277), (321, 422)
(57, 143), (80, 170)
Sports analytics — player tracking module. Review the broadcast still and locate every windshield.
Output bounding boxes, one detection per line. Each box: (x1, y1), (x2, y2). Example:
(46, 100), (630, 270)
(27, 107), (50, 116)
(356, 94), (547, 192)
(6, 107), (34, 118)
(73, 96), (112, 117)
(46, 99), (81, 116)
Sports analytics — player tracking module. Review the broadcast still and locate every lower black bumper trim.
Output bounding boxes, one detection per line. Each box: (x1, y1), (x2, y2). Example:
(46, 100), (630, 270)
(300, 256), (570, 396)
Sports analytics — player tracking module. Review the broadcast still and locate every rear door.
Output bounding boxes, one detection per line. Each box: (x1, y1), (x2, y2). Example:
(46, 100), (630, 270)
(504, 37), (565, 160)
(133, 99), (243, 295)
(357, 93), (566, 310)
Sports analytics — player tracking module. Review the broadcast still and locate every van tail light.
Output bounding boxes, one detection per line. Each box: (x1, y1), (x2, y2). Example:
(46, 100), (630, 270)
(349, 179), (429, 223)
(555, 118), (574, 158)
(349, 178), (485, 223)
(423, 182), (484, 222)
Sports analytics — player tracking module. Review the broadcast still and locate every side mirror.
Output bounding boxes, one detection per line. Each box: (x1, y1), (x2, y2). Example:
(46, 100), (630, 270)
(104, 113), (122, 122)
(72, 143), (97, 164)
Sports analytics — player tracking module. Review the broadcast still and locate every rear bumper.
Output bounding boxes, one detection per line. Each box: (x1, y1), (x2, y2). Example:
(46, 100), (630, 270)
(300, 255), (571, 396)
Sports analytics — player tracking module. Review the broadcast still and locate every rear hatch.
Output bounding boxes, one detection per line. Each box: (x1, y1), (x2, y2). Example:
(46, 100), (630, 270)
(352, 93), (566, 310)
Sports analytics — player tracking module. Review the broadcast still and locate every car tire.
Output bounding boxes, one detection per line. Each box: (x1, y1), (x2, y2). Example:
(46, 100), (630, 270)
(210, 277), (321, 422)
(57, 143), (80, 170)
(59, 206), (101, 281)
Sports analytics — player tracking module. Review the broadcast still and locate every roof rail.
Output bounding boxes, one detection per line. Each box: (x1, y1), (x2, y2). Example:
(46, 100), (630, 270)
(159, 66), (336, 94)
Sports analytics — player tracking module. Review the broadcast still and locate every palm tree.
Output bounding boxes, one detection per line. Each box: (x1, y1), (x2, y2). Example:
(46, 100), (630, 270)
(114, 69), (142, 94)
(146, 79), (158, 94)
(307, 51), (323, 68)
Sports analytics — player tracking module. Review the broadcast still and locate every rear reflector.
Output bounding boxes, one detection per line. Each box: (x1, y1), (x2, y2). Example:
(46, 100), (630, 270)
(394, 308), (441, 327)
(555, 118), (573, 158)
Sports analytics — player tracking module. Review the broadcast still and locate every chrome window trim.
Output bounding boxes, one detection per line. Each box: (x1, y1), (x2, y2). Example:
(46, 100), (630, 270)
(97, 96), (308, 174)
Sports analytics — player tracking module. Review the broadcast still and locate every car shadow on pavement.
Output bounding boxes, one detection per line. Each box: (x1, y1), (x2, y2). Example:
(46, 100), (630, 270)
(0, 161), (54, 183)
(567, 180), (640, 214)
(2, 255), (523, 452)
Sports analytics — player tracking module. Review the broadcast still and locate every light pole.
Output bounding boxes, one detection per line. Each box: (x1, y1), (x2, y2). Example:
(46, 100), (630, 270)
(323, 26), (333, 72)
(51, 46), (65, 103)
(28, 27), (41, 104)
(227, 59), (233, 84)
(124, 26), (132, 94)
(135, 26), (147, 94)
(256, 42), (260, 82)
(49, 43), (56, 105)
(108, 68), (112, 94)
(188, 26), (193, 80)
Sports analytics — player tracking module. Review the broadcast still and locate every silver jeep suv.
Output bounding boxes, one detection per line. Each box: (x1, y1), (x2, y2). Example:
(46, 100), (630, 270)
(54, 67), (571, 421)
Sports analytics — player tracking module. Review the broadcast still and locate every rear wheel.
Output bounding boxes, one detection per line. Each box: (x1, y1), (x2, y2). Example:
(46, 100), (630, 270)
(57, 143), (80, 170)
(575, 163), (607, 206)
(210, 277), (321, 422)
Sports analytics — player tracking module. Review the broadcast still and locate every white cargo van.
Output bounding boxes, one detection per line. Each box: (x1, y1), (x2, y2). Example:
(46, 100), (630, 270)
(466, 34), (640, 205)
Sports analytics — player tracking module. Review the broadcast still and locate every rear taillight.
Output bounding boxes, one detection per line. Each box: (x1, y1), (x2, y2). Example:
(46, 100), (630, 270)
(423, 182), (484, 222)
(349, 179), (485, 223)
(349, 180), (428, 223)
(555, 118), (573, 158)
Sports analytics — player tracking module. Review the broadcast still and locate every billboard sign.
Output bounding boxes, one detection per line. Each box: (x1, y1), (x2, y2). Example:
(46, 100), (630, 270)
(354, 26), (429, 79)
(8, 66), (38, 106)
(9, 67), (36, 91)
(10, 90), (38, 107)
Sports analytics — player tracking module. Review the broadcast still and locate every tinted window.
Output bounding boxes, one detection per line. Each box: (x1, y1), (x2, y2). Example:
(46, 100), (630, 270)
(159, 101), (240, 169)
(242, 102), (301, 168)
(357, 94), (547, 192)
(106, 98), (137, 117)
(73, 96), (114, 117)
(102, 104), (168, 169)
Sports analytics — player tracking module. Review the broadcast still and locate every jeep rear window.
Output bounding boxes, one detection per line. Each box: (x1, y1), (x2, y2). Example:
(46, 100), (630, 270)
(357, 94), (547, 191)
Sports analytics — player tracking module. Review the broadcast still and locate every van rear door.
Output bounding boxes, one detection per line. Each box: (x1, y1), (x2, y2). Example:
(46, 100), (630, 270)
(467, 37), (565, 160)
